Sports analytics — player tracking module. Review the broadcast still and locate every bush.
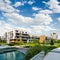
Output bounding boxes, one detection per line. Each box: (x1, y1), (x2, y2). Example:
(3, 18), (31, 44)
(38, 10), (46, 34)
(24, 45), (57, 60)
(33, 39), (39, 44)
(50, 39), (54, 45)
(8, 43), (15, 46)
(24, 45), (41, 60)
(19, 37), (24, 45)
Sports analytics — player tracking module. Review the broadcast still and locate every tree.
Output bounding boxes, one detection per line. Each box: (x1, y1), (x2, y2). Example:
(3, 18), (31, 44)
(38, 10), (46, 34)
(19, 37), (24, 45)
(50, 39), (54, 45)
(33, 39), (39, 43)
(15, 39), (19, 45)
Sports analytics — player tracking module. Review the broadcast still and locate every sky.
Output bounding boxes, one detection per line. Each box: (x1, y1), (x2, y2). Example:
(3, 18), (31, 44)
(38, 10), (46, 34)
(0, 0), (60, 38)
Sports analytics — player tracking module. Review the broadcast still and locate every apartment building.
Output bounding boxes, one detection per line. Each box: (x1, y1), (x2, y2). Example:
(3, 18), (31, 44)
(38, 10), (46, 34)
(51, 32), (58, 40)
(39, 35), (51, 43)
(5, 30), (32, 44)
(39, 35), (46, 43)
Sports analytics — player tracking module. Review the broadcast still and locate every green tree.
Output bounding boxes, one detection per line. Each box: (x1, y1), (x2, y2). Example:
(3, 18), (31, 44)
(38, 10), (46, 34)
(50, 39), (54, 45)
(33, 39), (39, 43)
(32, 38), (40, 45)
(15, 39), (19, 45)
(19, 37), (24, 45)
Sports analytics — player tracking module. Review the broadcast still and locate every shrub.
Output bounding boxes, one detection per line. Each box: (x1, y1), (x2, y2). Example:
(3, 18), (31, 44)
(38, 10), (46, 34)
(24, 45), (57, 60)
(50, 39), (54, 45)
(24, 45), (41, 60)
(33, 39), (39, 44)
(19, 37), (24, 45)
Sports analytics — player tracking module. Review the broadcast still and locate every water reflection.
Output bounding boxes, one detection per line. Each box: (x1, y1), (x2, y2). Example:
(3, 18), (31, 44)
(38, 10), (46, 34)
(0, 51), (24, 60)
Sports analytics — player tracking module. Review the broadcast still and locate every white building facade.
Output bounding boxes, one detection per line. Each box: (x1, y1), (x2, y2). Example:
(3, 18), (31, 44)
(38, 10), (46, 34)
(5, 30), (32, 44)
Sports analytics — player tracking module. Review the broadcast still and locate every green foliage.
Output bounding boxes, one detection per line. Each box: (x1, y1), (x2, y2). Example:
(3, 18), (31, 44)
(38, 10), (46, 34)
(57, 40), (60, 43)
(33, 38), (39, 44)
(19, 37), (24, 45)
(14, 37), (24, 45)
(8, 43), (15, 46)
(24, 45), (57, 60)
(24, 45), (41, 60)
(50, 39), (54, 45)
(0, 38), (6, 45)
(0, 38), (2, 42)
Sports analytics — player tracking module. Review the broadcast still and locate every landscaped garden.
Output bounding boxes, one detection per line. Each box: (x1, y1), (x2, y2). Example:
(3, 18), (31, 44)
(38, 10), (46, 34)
(24, 39), (60, 60)
(0, 37), (60, 60)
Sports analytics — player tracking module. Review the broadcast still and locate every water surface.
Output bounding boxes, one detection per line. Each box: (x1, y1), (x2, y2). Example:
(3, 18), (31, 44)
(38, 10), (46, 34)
(0, 51), (25, 60)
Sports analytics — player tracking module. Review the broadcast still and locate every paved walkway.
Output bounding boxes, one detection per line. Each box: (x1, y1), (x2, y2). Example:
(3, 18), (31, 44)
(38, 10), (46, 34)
(18, 48), (29, 54)
(12, 46), (29, 54)
(30, 51), (45, 60)
(44, 48), (60, 60)
(0, 45), (10, 49)
(0, 46), (29, 54)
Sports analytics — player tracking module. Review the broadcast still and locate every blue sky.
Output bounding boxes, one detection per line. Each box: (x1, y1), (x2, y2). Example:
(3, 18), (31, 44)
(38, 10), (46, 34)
(0, 0), (60, 38)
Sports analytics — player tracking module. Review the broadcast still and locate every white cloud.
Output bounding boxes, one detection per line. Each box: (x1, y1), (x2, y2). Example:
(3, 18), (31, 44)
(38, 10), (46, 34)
(43, 0), (60, 13)
(32, 7), (41, 11)
(34, 13), (52, 25)
(14, 2), (23, 7)
(0, 21), (2, 25)
(14, 0), (35, 7)
(0, 0), (52, 26)
(0, 21), (14, 36)
(0, 0), (55, 36)
(30, 25), (56, 36)
(4, 0), (11, 4)
(0, 0), (19, 13)
(3, 12), (33, 25)
(28, 0), (35, 5)
(40, 9), (53, 14)
(14, 1), (27, 7)
(0, 20), (32, 36)
(57, 17), (60, 21)
(32, 25), (56, 31)
(3, 11), (52, 25)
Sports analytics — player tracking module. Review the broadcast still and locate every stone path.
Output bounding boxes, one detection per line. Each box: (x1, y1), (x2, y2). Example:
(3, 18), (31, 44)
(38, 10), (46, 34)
(44, 48), (60, 60)
(30, 51), (45, 60)
(18, 48), (29, 54)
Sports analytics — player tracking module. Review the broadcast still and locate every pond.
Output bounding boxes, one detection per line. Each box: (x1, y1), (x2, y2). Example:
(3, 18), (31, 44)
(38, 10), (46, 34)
(0, 51), (25, 60)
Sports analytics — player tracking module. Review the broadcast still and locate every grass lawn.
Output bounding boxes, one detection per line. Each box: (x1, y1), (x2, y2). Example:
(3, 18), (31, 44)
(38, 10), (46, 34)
(0, 42), (7, 45)
(23, 42), (60, 48)
(25, 43), (39, 46)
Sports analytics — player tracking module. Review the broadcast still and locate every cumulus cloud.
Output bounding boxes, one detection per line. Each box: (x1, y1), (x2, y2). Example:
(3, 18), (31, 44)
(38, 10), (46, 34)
(34, 13), (52, 25)
(0, 0), (19, 13)
(30, 25), (56, 36)
(14, 2), (23, 7)
(43, 0), (60, 13)
(32, 25), (56, 31)
(0, 0), (56, 36)
(4, 0), (11, 4)
(0, 20), (31, 36)
(14, 0), (35, 7)
(57, 17), (60, 21)
(3, 11), (52, 25)
(39, 9), (53, 14)
(0, 21), (14, 35)
(0, 0), (53, 26)
(32, 7), (41, 11)
(28, 0), (35, 5)
(14, 1), (27, 7)
(3, 12), (33, 25)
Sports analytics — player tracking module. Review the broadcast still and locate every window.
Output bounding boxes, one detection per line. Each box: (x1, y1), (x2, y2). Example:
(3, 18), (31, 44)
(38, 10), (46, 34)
(15, 30), (18, 32)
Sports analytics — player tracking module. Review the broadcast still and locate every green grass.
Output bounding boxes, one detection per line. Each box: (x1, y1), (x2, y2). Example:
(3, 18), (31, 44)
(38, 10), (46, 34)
(0, 42), (7, 45)
(23, 42), (60, 48)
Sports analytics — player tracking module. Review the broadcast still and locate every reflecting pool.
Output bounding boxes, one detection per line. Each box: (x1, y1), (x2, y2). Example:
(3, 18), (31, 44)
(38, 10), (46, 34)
(0, 51), (25, 60)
